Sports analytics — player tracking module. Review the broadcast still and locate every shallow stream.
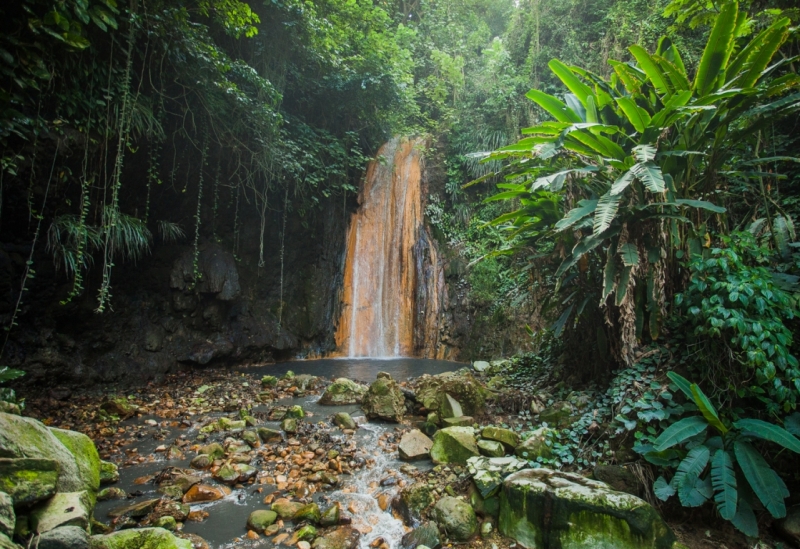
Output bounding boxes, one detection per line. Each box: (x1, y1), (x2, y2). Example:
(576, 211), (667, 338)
(95, 358), (462, 549)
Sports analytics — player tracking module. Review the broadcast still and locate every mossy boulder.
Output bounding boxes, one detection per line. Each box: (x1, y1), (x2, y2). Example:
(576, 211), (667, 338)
(515, 427), (556, 461)
(247, 510), (277, 532)
(477, 440), (505, 457)
(481, 427), (520, 451)
(198, 443), (224, 460)
(89, 527), (193, 549)
(467, 456), (527, 498)
(294, 503), (321, 523)
(392, 482), (435, 524)
(499, 468), (676, 549)
(99, 398), (138, 420)
(261, 375), (278, 387)
(272, 499), (303, 520)
(31, 491), (91, 534)
(285, 405), (305, 419)
(0, 458), (59, 506)
(362, 377), (405, 422)
(432, 496), (478, 541)
(416, 372), (489, 419)
(0, 414), (96, 501)
(50, 428), (101, 504)
(99, 461), (119, 485)
(320, 504), (340, 527)
(400, 521), (440, 549)
(0, 492), (13, 539)
(430, 427), (479, 465)
(319, 379), (368, 406)
(538, 401), (574, 428)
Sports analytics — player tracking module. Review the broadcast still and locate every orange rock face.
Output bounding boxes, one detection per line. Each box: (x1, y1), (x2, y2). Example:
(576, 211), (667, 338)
(334, 138), (446, 358)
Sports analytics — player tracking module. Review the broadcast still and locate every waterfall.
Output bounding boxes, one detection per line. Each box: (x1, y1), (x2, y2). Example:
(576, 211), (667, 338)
(334, 138), (445, 358)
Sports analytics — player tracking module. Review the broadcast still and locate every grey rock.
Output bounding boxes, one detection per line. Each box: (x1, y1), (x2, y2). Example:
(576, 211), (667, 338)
(432, 496), (477, 541)
(0, 492), (13, 539)
(37, 526), (90, 549)
(398, 430), (433, 461)
(401, 522), (440, 549)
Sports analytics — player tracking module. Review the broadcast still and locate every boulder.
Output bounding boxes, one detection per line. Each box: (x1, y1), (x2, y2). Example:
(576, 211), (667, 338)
(311, 526), (360, 549)
(515, 427), (556, 461)
(467, 456), (527, 498)
(442, 416), (473, 427)
(538, 401), (574, 428)
(440, 395), (463, 419)
(31, 491), (91, 534)
(333, 413), (356, 430)
(362, 377), (405, 422)
(49, 428), (101, 504)
(0, 458), (59, 506)
(293, 375), (319, 391)
(319, 379), (367, 406)
(481, 427), (520, 451)
(400, 521), (440, 549)
(0, 492), (13, 539)
(477, 440), (505, 457)
(0, 414), (92, 498)
(430, 427), (479, 465)
(393, 482), (435, 524)
(398, 430), (433, 461)
(271, 499), (303, 520)
(257, 428), (282, 443)
(432, 496), (477, 541)
(416, 372), (489, 418)
(499, 468), (676, 549)
(38, 525), (90, 549)
(89, 527), (192, 549)
(593, 465), (642, 497)
(285, 405), (305, 419)
(247, 510), (277, 532)
(99, 398), (138, 420)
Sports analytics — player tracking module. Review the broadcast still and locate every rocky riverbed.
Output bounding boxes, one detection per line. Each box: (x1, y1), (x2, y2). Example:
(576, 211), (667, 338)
(1, 359), (771, 549)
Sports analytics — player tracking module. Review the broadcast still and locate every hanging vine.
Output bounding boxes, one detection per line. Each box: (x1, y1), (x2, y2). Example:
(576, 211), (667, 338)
(278, 184), (289, 329)
(190, 129), (210, 289)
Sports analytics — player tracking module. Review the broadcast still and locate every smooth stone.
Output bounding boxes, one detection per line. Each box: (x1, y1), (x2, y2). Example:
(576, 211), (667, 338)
(0, 457), (59, 506)
(37, 525), (90, 549)
(257, 428), (282, 443)
(472, 361), (490, 372)
(440, 394), (463, 420)
(481, 426), (520, 450)
(432, 496), (477, 541)
(398, 430), (433, 461)
(477, 440), (505, 457)
(247, 510), (277, 532)
(333, 413), (356, 430)
(32, 492), (91, 534)
(271, 499), (303, 519)
(182, 484), (229, 503)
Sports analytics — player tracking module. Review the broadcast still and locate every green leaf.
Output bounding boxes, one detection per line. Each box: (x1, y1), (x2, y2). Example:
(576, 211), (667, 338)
(0, 367), (25, 383)
(674, 199), (725, 213)
(653, 416), (709, 451)
(694, 0), (738, 95)
(711, 449), (737, 520)
(631, 161), (665, 193)
(734, 440), (786, 518)
(784, 413), (800, 437)
(629, 45), (671, 96)
(773, 215), (791, 259)
(594, 192), (621, 235)
(526, 89), (582, 123)
(618, 243), (639, 267)
(677, 473), (712, 507)
(735, 18), (791, 88)
(671, 445), (710, 495)
(549, 59), (594, 107)
(653, 475), (675, 500)
(632, 144), (657, 163)
(731, 497), (758, 537)
(690, 384), (727, 434)
(615, 265), (632, 306)
(734, 419), (800, 452)
(602, 254), (618, 302)
(616, 97), (651, 133)
(610, 170), (635, 195)
(556, 199), (598, 232)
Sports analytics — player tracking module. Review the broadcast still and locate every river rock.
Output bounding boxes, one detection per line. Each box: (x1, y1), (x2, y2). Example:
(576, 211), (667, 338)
(362, 377), (405, 422)
(285, 405), (305, 419)
(319, 378), (368, 406)
(499, 468), (676, 549)
(416, 372), (488, 418)
(481, 426), (520, 451)
(515, 427), (556, 461)
(0, 458), (59, 506)
(89, 527), (192, 549)
(400, 521), (440, 549)
(0, 414), (96, 500)
(108, 497), (160, 519)
(154, 516), (177, 531)
(247, 510), (277, 532)
(272, 499), (303, 519)
(472, 361), (490, 373)
(320, 504), (340, 527)
(281, 417), (298, 433)
(99, 461), (119, 485)
(158, 485), (184, 499)
(332, 413), (356, 430)
(538, 401), (574, 428)
(182, 484), (229, 503)
(432, 496), (477, 541)
(190, 455), (212, 469)
(99, 398), (138, 420)
(31, 491), (91, 534)
(393, 482), (435, 524)
(311, 526), (360, 549)
(294, 503), (321, 523)
(0, 493), (12, 539)
(241, 430), (259, 447)
(593, 465), (642, 497)
(477, 440), (505, 457)
(96, 488), (126, 502)
(199, 443), (224, 460)
(398, 430), (433, 461)
(467, 456), (527, 498)
(442, 416), (473, 427)
(261, 375), (278, 387)
(430, 427), (479, 465)
(37, 525), (90, 549)
(257, 428), (282, 443)
(440, 394), (463, 419)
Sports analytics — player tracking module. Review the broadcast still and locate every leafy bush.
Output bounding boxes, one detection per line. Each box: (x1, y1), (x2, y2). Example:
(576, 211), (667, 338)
(640, 372), (800, 537)
(675, 232), (800, 411)
(0, 366), (25, 408)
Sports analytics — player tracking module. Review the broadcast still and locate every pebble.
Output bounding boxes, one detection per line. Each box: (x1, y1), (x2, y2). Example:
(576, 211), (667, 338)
(297, 542), (311, 549)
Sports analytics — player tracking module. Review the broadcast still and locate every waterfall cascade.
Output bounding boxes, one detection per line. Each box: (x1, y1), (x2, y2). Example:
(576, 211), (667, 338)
(334, 138), (445, 358)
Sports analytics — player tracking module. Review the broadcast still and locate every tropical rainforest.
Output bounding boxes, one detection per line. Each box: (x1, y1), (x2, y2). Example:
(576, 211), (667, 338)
(1, 0), (800, 548)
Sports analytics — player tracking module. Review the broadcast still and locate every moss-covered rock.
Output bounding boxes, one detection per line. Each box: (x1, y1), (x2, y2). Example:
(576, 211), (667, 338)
(99, 461), (119, 485)
(514, 427), (556, 461)
(430, 427), (479, 465)
(198, 443), (224, 460)
(319, 379), (368, 406)
(0, 492), (13, 539)
(400, 522), (439, 549)
(31, 491), (91, 534)
(295, 524), (317, 541)
(362, 377), (405, 422)
(442, 416), (474, 427)
(432, 496), (477, 541)
(467, 456), (527, 498)
(332, 413), (356, 430)
(477, 440), (505, 457)
(0, 532), (20, 549)
(257, 428), (282, 443)
(481, 427), (520, 451)
(0, 414), (94, 501)
(311, 526), (359, 549)
(285, 405), (305, 419)
(416, 372), (489, 418)
(281, 417), (298, 434)
(0, 458), (59, 506)
(247, 510), (277, 532)
(499, 468), (676, 549)
(99, 398), (138, 420)
(319, 504), (340, 527)
(272, 499), (303, 520)
(89, 527), (193, 549)
(50, 428), (101, 505)
(97, 487), (127, 501)
(392, 482), (435, 524)
(538, 401), (574, 428)
(294, 503), (321, 523)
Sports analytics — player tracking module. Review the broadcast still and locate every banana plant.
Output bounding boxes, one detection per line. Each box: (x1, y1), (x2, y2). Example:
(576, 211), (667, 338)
(479, 2), (799, 345)
(640, 372), (800, 537)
